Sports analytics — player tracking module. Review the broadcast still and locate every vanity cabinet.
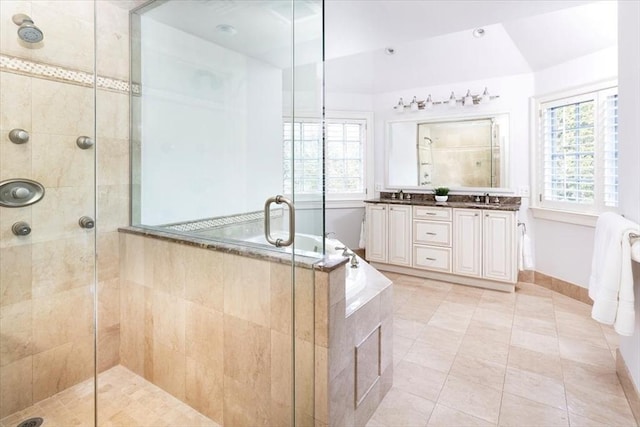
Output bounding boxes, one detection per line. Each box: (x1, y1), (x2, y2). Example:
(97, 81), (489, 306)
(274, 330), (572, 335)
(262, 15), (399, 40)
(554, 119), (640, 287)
(482, 210), (516, 283)
(413, 206), (452, 273)
(366, 204), (388, 263)
(452, 208), (516, 283)
(365, 203), (412, 265)
(366, 201), (518, 291)
(388, 205), (412, 266)
(452, 209), (482, 277)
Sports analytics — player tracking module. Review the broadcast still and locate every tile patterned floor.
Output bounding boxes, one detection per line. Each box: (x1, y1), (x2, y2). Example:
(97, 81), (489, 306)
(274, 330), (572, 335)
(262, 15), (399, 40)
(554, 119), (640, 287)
(0, 366), (219, 427)
(1, 275), (636, 427)
(367, 273), (638, 427)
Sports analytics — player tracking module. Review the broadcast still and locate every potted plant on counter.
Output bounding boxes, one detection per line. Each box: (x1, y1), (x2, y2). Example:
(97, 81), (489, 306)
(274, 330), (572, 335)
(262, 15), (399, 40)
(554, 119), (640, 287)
(434, 187), (449, 202)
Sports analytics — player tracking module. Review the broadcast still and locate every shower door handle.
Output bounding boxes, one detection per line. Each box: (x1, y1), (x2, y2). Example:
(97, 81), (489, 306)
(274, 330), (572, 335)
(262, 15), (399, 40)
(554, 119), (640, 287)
(264, 195), (295, 247)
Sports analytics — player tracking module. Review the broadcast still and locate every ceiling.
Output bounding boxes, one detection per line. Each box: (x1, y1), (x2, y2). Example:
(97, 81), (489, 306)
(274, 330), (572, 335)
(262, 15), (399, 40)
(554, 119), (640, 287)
(135, 0), (617, 93)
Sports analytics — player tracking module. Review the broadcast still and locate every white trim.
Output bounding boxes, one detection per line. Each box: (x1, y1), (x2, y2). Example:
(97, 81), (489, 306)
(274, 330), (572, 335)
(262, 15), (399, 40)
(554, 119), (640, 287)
(286, 110), (374, 203)
(530, 79), (619, 219)
(530, 207), (598, 227)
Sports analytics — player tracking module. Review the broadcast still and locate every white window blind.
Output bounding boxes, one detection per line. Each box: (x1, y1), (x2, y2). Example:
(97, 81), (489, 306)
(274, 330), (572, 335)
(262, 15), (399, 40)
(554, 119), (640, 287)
(538, 86), (618, 213)
(283, 118), (366, 199)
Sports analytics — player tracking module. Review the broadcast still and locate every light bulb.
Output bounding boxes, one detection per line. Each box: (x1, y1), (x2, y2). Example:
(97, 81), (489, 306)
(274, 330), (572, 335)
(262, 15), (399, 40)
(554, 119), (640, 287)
(410, 96), (419, 112)
(394, 97), (405, 112)
(448, 92), (457, 108)
(480, 87), (490, 104)
(425, 94), (433, 109)
(464, 89), (474, 107)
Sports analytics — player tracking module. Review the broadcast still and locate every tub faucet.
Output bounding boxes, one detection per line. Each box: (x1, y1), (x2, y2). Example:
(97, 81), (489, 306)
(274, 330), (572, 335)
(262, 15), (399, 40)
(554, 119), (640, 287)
(335, 246), (351, 257)
(349, 253), (359, 268)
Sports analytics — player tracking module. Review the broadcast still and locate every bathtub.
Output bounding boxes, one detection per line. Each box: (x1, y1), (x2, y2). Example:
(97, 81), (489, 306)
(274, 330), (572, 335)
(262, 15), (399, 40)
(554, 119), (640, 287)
(244, 233), (391, 315)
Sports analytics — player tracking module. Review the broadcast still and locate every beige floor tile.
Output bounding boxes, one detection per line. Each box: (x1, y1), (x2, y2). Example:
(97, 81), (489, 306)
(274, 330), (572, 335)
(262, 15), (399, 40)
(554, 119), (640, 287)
(499, 392), (569, 427)
(510, 328), (560, 356)
(457, 333), (510, 365)
(437, 375), (502, 424)
(368, 387), (434, 427)
(394, 318), (428, 340)
(507, 346), (563, 381)
(393, 335), (414, 365)
(567, 412), (612, 427)
(512, 315), (558, 337)
(427, 403), (494, 427)
(403, 340), (457, 373)
(415, 325), (465, 354)
(558, 336), (616, 370)
(503, 366), (566, 410)
(427, 311), (473, 334)
(564, 379), (636, 426)
(394, 360), (447, 401)
(449, 354), (506, 391)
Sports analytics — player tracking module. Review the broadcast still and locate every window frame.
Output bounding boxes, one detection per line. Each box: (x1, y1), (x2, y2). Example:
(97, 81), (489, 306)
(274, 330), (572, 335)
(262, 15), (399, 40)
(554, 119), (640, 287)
(283, 110), (374, 208)
(530, 80), (618, 226)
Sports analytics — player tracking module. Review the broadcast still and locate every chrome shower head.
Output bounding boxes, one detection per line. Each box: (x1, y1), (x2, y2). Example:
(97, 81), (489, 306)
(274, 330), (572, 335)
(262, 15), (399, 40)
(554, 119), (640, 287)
(12, 14), (44, 43)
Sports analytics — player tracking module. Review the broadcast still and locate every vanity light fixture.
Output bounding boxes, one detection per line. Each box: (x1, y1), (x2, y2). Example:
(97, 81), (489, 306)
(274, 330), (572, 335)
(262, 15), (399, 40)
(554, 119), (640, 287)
(391, 87), (499, 112)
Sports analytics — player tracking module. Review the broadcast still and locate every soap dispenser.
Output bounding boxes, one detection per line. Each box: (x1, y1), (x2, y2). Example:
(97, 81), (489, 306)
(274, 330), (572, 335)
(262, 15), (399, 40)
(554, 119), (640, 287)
(398, 190), (404, 200)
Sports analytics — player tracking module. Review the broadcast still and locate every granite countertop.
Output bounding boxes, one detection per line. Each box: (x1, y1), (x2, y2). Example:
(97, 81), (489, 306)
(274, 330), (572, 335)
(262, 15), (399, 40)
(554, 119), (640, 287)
(118, 226), (348, 272)
(365, 194), (521, 211)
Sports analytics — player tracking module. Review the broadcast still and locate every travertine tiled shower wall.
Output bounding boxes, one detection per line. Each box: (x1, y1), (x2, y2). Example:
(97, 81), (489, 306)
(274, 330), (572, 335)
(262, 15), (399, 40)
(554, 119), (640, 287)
(119, 233), (318, 426)
(0, 0), (130, 418)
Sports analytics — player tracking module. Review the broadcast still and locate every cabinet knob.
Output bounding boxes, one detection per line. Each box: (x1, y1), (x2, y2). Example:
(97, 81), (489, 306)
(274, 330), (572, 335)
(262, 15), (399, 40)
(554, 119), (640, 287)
(486, 214), (489, 217)
(425, 257), (436, 261)
(390, 207), (393, 210)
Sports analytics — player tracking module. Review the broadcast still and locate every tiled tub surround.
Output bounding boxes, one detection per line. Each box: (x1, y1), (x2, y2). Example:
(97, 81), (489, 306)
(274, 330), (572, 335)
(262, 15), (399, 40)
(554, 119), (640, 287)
(0, 0), (131, 419)
(118, 229), (393, 427)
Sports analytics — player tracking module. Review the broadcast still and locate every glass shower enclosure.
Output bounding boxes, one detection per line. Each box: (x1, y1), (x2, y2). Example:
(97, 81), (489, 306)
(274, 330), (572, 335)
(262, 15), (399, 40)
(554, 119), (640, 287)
(1, 0), (324, 426)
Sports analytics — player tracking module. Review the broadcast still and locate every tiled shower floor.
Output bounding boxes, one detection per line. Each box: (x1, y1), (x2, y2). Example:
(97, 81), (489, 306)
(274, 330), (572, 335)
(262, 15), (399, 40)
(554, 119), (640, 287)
(0, 365), (219, 427)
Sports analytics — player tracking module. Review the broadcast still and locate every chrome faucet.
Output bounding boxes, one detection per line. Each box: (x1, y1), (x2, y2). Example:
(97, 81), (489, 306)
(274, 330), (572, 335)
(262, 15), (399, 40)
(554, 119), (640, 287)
(335, 246), (351, 257)
(484, 193), (490, 204)
(349, 253), (360, 268)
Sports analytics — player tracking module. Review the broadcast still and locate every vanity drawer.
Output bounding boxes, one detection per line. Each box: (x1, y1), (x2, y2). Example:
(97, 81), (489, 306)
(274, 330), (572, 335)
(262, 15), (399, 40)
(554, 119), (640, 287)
(413, 206), (452, 221)
(413, 220), (451, 246)
(413, 245), (451, 273)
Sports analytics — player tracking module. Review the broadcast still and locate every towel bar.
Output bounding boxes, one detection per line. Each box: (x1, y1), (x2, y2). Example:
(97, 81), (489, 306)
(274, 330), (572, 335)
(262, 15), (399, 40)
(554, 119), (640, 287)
(517, 221), (527, 234)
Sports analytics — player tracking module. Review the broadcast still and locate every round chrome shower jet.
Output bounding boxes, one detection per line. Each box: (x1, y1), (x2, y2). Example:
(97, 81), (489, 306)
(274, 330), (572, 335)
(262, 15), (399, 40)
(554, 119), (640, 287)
(12, 14), (44, 43)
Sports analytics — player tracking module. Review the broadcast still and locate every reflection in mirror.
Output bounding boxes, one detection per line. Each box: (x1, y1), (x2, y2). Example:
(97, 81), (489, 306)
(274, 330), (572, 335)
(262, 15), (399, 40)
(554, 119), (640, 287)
(387, 114), (509, 189)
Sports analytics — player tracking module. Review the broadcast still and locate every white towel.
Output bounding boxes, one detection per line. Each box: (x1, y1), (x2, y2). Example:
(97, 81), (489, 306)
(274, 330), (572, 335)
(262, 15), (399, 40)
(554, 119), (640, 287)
(589, 212), (639, 336)
(358, 218), (366, 249)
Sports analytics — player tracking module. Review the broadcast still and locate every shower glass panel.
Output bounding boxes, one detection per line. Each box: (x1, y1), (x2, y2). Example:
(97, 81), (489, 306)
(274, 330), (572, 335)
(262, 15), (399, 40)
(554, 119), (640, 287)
(127, 1), (324, 425)
(0, 0), (97, 425)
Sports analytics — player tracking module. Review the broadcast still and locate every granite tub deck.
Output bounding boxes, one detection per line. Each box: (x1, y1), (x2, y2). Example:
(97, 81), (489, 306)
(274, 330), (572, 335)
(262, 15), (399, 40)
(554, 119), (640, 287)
(118, 227), (393, 427)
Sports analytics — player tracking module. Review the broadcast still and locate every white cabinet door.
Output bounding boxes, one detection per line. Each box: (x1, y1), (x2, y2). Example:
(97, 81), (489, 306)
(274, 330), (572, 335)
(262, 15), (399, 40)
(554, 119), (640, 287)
(453, 209), (482, 277)
(483, 210), (516, 283)
(366, 204), (388, 263)
(388, 205), (412, 266)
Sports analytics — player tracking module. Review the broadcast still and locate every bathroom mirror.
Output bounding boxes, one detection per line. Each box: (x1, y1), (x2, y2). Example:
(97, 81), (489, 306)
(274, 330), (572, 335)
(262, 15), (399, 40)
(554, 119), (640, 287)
(386, 114), (509, 190)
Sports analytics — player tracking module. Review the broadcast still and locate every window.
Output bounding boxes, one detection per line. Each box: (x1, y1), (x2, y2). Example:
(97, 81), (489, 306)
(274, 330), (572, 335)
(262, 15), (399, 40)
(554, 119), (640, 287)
(536, 84), (618, 215)
(283, 114), (371, 202)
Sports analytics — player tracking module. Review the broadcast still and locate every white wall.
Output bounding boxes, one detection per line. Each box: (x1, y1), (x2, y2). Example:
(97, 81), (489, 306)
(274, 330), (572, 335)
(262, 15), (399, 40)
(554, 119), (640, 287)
(618, 0), (640, 393)
(139, 18), (282, 225)
(532, 48), (618, 287)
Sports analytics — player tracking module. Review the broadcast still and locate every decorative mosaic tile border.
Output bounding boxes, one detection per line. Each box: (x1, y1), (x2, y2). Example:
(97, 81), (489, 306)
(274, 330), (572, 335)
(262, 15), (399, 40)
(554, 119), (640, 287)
(0, 53), (130, 94)
(162, 209), (283, 232)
